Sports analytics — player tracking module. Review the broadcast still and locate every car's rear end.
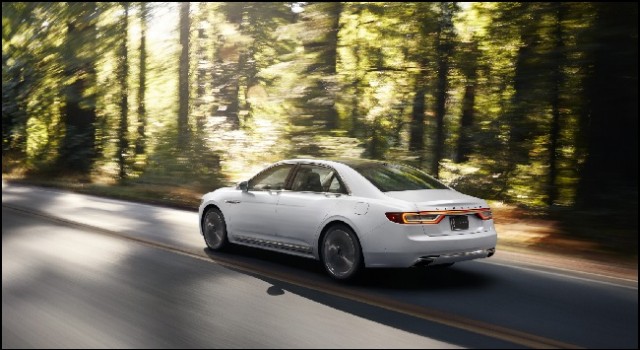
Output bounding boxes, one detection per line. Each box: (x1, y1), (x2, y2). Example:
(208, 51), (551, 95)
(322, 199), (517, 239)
(336, 159), (498, 269)
(362, 195), (497, 268)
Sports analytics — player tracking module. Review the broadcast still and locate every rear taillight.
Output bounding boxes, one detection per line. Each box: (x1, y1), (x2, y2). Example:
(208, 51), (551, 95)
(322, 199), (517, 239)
(403, 213), (443, 224)
(476, 210), (493, 220)
(385, 212), (444, 224)
(384, 212), (404, 223)
(386, 208), (492, 224)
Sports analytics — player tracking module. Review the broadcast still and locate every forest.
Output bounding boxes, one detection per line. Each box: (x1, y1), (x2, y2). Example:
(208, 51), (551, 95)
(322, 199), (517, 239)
(2, 2), (638, 247)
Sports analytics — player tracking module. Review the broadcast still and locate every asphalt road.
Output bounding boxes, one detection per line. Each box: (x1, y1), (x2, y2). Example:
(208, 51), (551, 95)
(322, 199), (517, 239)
(2, 183), (638, 348)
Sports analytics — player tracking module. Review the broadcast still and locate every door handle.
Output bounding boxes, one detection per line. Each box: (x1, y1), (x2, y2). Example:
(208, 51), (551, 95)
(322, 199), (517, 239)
(225, 200), (241, 204)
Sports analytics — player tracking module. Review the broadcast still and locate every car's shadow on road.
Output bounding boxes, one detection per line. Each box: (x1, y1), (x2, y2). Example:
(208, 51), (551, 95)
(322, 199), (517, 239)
(357, 265), (495, 290)
(204, 243), (496, 291)
(204, 245), (513, 349)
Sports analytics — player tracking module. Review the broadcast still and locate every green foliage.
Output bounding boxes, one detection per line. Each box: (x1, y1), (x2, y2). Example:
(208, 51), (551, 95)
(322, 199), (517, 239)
(2, 2), (637, 218)
(2, 2), (59, 163)
(138, 125), (222, 189)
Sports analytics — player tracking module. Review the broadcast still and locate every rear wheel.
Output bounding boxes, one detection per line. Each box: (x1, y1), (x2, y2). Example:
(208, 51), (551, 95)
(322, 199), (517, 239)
(434, 262), (455, 268)
(321, 225), (363, 281)
(202, 208), (228, 250)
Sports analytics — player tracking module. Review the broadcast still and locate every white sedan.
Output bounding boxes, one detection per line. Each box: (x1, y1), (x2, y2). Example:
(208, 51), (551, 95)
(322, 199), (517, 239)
(199, 159), (497, 280)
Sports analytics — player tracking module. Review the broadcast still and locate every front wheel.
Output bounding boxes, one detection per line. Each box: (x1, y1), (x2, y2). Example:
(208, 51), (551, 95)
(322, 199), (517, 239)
(202, 208), (228, 250)
(321, 225), (363, 281)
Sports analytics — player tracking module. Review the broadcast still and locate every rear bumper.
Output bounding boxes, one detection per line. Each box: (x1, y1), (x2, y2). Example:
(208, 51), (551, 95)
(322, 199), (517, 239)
(412, 248), (495, 267)
(361, 220), (498, 268)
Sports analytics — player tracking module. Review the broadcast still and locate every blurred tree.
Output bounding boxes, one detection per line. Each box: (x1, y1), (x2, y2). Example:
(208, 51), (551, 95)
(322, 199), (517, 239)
(337, 2), (412, 160)
(210, 2), (293, 129)
(473, 2), (554, 202)
(2, 3), (40, 159)
(409, 3), (436, 153)
(192, 2), (211, 132)
(57, 2), (99, 174)
(1, 1), (637, 219)
(343, 3), (365, 138)
(454, 40), (479, 164)
(178, 2), (190, 149)
(503, 3), (545, 175)
(432, 2), (457, 177)
(117, 2), (130, 180)
(408, 3), (435, 154)
(212, 2), (243, 128)
(576, 3), (638, 209)
(296, 2), (342, 130)
(547, 2), (566, 206)
(241, 3), (296, 119)
(135, 2), (148, 156)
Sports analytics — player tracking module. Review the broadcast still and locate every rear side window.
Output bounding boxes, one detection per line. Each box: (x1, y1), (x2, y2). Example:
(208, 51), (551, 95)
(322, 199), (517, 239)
(354, 163), (448, 192)
(291, 165), (346, 194)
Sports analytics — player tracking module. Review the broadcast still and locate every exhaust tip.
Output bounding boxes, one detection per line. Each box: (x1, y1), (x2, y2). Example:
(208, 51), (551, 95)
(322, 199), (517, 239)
(487, 248), (495, 258)
(413, 256), (436, 267)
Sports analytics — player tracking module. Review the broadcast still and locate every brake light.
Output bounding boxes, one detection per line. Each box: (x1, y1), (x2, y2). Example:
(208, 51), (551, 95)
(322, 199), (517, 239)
(403, 213), (443, 224)
(385, 213), (404, 223)
(385, 212), (444, 224)
(386, 208), (492, 224)
(476, 210), (493, 220)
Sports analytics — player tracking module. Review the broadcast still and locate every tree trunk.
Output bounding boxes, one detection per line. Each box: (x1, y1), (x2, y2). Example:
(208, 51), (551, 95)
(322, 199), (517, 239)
(324, 2), (341, 129)
(299, 2), (342, 130)
(455, 41), (478, 164)
(455, 84), (475, 163)
(505, 6), (541, 172)
(135, 2), (147, 156)
(409, 83), (426, 152)
(349, 55), (362, 137)
(408, 3), (434, 157)
(58, 2), (98, 174)
(547, 3), (565, 206)
(211, 2), (243, 129)
(432, 2), (455, 178)
(117, 3), (129, 180)
(178, 2), (190, 149)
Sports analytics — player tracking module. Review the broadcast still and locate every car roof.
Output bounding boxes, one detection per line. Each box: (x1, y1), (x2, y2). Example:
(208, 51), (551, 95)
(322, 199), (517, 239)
(285, 158), (386, 168)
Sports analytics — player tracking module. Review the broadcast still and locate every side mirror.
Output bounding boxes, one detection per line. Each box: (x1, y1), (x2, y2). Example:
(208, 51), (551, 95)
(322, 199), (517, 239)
(238, 181), (249, 192)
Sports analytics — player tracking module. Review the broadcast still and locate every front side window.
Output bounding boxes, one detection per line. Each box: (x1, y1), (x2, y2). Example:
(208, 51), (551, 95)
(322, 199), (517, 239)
(249, 164), (294, 191)
(291, 165), (345, 193)
(353, 163), (448, 192)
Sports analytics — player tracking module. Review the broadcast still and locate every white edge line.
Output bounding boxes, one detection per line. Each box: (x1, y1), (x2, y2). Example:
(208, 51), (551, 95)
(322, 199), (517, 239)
(485, 255), (638, 283)
(480, 260), (638, 290)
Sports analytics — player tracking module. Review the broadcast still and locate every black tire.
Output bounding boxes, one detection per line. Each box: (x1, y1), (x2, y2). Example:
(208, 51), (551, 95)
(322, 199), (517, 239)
(202, 208), (228, 250)
(321, 224), (363, 281)
(434, 262), (455, 268)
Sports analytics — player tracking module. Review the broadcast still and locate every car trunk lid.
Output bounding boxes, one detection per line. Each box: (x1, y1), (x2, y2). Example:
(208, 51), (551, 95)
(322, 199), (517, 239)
(384, 189), (486, 211)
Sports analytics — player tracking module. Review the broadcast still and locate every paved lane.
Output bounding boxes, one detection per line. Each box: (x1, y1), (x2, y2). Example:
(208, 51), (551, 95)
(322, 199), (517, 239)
(3, 207), (462, 348)
(3, 183), (637, 348)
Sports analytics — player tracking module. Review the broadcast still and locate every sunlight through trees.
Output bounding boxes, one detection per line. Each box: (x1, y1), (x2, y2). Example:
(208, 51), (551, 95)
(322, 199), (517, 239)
(2, 2), (637, 216)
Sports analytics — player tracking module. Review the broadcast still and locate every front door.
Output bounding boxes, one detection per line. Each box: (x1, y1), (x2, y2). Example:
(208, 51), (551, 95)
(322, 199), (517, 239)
(224, 164), (294, 240)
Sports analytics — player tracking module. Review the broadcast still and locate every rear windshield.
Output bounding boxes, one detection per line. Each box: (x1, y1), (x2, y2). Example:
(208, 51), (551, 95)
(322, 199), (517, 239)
(353, 163), (448, 192)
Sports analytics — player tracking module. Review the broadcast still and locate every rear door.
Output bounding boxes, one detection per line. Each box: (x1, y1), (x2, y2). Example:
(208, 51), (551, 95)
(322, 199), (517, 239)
(275, 164), (347, 248)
